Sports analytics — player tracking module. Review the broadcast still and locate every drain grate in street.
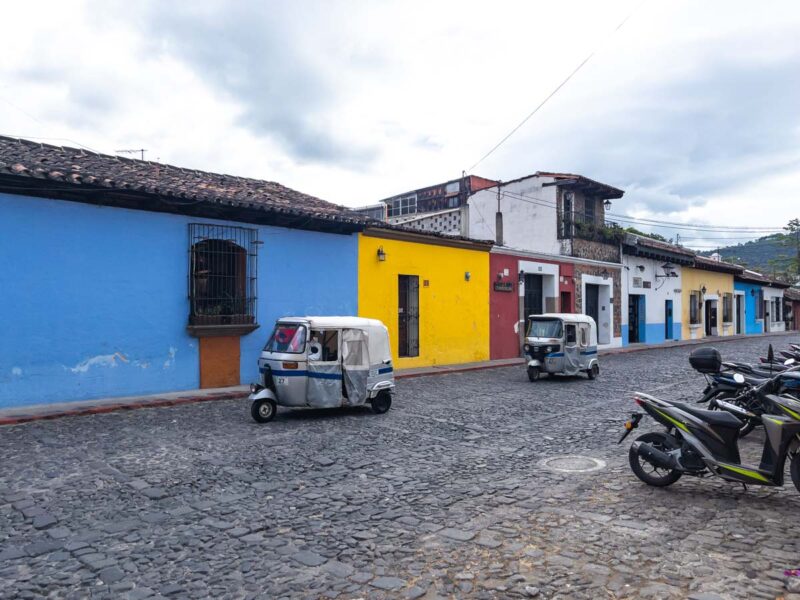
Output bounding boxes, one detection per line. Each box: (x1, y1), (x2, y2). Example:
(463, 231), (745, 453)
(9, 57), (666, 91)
(539, 455), (606, 473)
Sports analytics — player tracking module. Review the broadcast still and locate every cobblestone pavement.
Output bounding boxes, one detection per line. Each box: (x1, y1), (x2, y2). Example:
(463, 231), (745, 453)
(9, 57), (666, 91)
(2, 334), (800, 600)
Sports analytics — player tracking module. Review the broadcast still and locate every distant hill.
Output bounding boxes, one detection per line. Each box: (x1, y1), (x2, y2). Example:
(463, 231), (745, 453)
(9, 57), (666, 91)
(697, 234), (795, 274)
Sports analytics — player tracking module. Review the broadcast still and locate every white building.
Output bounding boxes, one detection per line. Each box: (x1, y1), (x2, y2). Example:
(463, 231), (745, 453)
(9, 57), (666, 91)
(620, 234), (694, 345)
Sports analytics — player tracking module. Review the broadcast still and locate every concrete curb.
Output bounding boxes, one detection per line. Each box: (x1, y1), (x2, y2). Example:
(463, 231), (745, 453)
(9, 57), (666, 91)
(0, 391), (246, 427)
(1, 331), (796, 426)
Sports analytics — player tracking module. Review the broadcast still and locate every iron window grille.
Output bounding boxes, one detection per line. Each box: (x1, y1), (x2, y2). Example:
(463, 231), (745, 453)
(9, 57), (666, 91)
(188, 223), (259, 327)
(690, 291), (701, 325)
(723, 293), (733, 323)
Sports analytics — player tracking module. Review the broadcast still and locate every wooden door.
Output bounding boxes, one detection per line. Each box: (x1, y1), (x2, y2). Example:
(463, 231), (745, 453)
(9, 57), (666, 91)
(199, 336), (240, 388)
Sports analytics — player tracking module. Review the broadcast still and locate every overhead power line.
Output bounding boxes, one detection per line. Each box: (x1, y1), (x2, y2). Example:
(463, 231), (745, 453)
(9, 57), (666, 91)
(489, 187), (786, 233)
(468, 0), (649, 172)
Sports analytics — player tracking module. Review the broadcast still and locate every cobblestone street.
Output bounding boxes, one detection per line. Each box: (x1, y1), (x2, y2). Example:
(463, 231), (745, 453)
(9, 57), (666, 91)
(1, 334), (799, 600)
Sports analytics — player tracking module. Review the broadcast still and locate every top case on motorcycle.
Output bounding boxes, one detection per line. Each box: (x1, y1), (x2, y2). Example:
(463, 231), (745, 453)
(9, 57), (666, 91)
(672, 403), (743, 429)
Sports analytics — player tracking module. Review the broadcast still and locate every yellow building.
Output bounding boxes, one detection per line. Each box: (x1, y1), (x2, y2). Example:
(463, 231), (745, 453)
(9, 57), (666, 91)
(358, 227), (491, 369)
(681, 257), (741, 340)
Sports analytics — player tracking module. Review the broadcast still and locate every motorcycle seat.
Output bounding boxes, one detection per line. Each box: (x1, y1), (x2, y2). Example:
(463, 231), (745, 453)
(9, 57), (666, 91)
(673, 403), (743, 428)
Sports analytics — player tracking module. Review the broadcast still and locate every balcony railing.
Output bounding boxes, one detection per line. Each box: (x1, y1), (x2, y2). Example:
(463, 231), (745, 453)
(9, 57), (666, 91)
(560, 212), (624, 244)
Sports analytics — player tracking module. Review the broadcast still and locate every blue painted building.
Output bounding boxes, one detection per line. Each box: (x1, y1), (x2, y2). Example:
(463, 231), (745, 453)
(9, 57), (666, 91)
(0, 137), (363, 409)
(733, 275), (765, 335)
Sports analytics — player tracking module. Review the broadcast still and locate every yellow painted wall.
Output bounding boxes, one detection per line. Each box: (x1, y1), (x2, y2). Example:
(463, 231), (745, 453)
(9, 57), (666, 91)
(358, 233), (490, 369)
(681, 267), (735, 340)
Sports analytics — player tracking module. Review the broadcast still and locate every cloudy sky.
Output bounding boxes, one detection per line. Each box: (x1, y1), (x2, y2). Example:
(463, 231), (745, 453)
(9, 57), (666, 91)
(2, 0), (799, 248)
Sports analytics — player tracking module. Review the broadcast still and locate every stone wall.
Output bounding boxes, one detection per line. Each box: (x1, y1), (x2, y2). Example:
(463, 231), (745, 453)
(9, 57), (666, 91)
(571, 238), (621, 263)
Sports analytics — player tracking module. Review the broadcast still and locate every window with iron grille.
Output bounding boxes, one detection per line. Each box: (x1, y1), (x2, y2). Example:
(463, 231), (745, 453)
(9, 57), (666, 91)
(690, 291), (700, 325)
(189, 224), (259, 327)
(723, 293), (733, 323)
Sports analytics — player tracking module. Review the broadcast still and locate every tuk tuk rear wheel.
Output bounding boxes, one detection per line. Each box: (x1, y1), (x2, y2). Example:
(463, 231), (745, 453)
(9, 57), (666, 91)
(527, 366), (540, 382)
(371, 391), (392, 414)
(587, 364), (600, 380)
(251, 399), (276, 423)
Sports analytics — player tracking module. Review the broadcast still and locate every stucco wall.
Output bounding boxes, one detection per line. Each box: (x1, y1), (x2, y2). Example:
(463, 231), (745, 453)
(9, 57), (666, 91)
(621, 255), (683, 345)
(466, 178), (562, 255)
(733, 281), (764, 335)
(358, 233), (490, 368)
(763, 286), (786, 332)
(573, 265), (622, 347)
(489, 252), (575, 360)
(0, 193), (358, 408)
(681, 268), (735, 340)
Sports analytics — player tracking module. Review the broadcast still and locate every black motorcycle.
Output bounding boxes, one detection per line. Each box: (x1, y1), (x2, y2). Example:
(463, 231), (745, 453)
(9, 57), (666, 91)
(620, 393), (800, 493)
(690, 347), (800, 436)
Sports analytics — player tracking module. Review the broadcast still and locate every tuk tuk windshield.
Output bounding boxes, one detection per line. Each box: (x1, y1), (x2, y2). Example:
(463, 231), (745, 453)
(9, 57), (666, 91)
(264, 323), (307, 354)
(527, 318), (563, 339)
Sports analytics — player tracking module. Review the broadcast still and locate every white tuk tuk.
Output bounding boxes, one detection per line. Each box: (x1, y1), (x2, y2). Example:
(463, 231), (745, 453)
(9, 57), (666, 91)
(523, 313), (599, 381)
(248, 317), (395, 422)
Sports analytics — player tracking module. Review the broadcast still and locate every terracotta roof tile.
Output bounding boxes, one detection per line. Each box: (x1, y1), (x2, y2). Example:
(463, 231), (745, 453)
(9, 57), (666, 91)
(0, 135), (365, 224)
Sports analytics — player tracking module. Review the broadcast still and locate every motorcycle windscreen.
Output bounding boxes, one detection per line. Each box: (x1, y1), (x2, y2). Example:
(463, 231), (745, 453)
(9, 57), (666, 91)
(306, 363), (343, 408)
(342, 329), (370, 406)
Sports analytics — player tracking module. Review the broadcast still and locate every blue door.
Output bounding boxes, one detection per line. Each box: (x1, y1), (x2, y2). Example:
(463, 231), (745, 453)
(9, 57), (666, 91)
(665, 300), (673, 340)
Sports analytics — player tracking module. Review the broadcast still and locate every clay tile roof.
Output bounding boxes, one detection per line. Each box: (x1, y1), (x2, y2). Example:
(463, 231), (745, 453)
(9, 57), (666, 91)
(0, 135), (367, 225)
(785, 287), (800, 301)
(693, 255), (744, 274)
(626, 233), (696, 258)
(533, 171), (624, 199)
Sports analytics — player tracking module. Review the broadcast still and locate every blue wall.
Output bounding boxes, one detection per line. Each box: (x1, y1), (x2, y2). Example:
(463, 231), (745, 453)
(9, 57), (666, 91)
(622, 322), (681, 346)
(0, 193), (358, 408)
(734, 282), (763, 335)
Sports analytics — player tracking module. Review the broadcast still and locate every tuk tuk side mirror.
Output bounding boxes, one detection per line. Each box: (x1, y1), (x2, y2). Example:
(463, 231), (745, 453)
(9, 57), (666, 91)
(309, 343), (322, 358)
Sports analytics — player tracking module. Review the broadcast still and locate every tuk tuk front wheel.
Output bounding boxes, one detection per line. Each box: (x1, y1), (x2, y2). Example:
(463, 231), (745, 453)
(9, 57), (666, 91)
(371, 391), (392, 414)
(251, 399), (277, 423)
(587, 364), (600, 380)
(527, 366), (540, 382)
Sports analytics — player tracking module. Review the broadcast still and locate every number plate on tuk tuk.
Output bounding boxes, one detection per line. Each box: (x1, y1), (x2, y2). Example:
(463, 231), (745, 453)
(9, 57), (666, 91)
(275, 376), (288, 386)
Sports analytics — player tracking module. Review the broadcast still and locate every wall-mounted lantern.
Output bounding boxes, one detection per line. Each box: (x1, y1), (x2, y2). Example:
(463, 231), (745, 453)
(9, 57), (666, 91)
(377, 246), (386, 261)
(750, 289), (755, 296)
(701, 285), (707, 296)
(604, 199), (612, 210)
(518, 269), (524, 283)
(465, 271), (471, 282)
(600, 269), (610, 280)
(636, 265), (646, 272)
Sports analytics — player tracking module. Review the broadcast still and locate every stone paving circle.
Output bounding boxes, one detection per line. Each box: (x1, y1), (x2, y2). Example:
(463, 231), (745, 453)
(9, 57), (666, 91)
(539, 455), (607, 473)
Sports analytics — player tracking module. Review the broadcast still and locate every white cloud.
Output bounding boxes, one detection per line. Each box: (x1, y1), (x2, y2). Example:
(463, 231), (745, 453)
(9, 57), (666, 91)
(0, 0), (798, 246)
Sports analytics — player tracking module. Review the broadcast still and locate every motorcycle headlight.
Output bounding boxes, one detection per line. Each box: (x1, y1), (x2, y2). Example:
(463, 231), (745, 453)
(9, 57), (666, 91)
(250, 383), (262, 394)
(546, 346), (552, 353)
(524, 344), (530, 352)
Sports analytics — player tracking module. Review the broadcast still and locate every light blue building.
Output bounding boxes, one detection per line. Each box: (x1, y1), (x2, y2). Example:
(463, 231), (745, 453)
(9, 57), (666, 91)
(733, 275), (765, 335)
(0, 137), (363, 409)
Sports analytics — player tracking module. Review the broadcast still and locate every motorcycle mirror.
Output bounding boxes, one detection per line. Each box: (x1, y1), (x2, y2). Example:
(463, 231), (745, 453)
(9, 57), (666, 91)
(785, 358), (797, 366)
(733, 373), (746, 384)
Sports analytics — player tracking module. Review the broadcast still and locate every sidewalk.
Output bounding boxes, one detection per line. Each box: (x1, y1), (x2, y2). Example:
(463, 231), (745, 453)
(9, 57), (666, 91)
(1, 330), (796, 426)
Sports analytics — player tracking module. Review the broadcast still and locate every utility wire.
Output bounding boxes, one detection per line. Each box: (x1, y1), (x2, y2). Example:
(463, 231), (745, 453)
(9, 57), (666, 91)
(468, 0), (649, 172)
(492, 186), (785, 233)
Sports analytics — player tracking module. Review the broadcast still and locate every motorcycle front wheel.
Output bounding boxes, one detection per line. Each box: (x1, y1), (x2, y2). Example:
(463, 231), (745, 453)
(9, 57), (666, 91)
(628, 432), (683, 487)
